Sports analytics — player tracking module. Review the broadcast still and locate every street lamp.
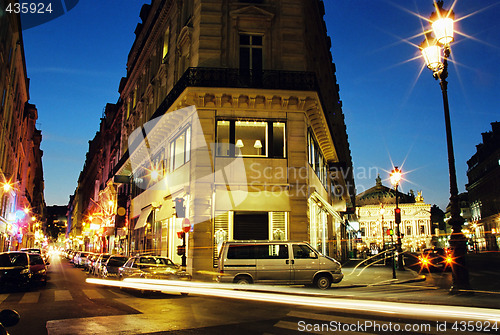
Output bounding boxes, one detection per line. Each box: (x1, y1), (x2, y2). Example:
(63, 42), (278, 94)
(390, 166), (404, 270)
(419, 1), (471, 293)
(379, 204), (385, 251)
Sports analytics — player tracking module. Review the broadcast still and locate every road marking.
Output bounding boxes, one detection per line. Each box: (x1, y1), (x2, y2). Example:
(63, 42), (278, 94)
(54, 290), (73, 301)
(19, 292), (40, 304)
(82, 289), (104, 299)
(0, 294), (8, 304)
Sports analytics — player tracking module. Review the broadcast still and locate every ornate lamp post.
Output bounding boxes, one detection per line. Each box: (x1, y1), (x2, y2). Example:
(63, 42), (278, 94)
(419, 1), (471, 293)
(390, 167), (404, 270)
(379, 204), (385, 251)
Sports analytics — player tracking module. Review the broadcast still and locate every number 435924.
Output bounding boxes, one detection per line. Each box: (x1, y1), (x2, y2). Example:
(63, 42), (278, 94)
(6, 2), (53, 14)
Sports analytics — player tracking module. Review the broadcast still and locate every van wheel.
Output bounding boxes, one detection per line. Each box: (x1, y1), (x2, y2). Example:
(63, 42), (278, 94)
(315, 275), (331, 290)
(234, 275), (252, 285)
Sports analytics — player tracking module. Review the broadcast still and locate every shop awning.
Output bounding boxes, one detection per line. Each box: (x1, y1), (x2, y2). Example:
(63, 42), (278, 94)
(310, 191), (343, 222)
(134, 207), (153, 230)
(155, 199), (174, 221)
(215, 190), (291, 212)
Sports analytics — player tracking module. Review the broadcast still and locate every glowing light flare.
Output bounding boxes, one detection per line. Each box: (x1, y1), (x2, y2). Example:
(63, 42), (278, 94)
(420, 36), (443, 72)
(85, 278), (500, 322)
(430, 0), (455, 46)
(2, 181), (13, 192)
(145, 161), (163, 182)
(432, 17), (454, 45)
(390, 167), (402, 186)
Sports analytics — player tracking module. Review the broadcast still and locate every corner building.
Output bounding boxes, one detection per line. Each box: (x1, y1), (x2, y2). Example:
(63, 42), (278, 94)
(113, 0), (354, 277)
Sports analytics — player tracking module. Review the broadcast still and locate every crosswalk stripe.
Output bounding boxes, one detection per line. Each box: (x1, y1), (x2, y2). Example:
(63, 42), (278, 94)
(19, 291), (39, 304)
(82, 289), (104, 299)
(54, 290), (73, 301)
(0, 294), (8, 304)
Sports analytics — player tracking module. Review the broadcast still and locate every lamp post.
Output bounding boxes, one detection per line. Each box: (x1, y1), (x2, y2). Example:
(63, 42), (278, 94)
(419, 1), (471, 293)
(390, 167), (404, 270)
(379, 204), (385, 251)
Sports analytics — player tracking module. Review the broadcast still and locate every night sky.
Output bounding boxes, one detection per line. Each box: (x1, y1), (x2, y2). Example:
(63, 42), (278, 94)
(21, 0), (500, 210)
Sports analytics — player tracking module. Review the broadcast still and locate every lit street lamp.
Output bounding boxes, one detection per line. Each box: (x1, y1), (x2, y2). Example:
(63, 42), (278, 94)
(379, 204), (385, 251)
(419, 1), (471, 293)
(390, 167), (404, 271)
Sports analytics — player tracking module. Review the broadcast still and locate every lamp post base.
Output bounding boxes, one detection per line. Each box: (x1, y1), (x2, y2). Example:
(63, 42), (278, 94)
(448, 225), (473, 294)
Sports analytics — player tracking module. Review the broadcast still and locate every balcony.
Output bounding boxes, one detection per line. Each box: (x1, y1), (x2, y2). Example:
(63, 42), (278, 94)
(152, 67), (318, 120)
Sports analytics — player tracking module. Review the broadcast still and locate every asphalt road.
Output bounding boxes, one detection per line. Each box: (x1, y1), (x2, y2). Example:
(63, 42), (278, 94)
(1, 254), (499, 334)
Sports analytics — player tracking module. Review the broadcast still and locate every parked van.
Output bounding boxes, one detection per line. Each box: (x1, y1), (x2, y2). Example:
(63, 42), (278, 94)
(217, 241), (343, 289)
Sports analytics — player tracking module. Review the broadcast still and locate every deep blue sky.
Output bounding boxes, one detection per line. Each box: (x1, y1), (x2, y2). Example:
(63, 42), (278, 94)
(22, 1), (500, 210)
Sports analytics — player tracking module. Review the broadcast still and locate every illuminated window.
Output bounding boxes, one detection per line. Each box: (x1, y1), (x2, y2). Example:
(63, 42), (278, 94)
(162, 27), (170, 60)
(133, 87), (137, 108)
(235, 121), (267, 157)
(308, 130), (328, 187)
(170, 127), (191, 171)
(216, 121), (230, 157)
(272, 122), (285, 158)
(216, 120), (285, 158)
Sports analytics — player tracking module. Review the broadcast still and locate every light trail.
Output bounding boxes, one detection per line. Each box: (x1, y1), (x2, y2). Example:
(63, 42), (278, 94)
(86, 278), (500, 323)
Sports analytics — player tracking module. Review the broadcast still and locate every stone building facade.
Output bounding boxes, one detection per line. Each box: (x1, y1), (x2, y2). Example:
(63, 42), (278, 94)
(69, 0), (355, 277)
(0, 1), (45, 251)
(466, 121), (500, 251)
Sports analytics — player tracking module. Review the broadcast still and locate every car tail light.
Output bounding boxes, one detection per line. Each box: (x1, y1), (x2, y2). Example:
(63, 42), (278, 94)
(419, 255), (429, 265)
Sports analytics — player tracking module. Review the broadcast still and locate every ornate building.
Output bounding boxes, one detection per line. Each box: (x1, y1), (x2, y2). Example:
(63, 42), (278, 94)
(355, 176), (433, 254)
(69, 0), (355, 277)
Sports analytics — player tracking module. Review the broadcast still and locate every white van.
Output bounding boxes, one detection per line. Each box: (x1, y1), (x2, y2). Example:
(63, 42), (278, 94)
(217, 241), (343, 289)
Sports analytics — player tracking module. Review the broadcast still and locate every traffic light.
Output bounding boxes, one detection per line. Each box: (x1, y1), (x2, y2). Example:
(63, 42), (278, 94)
(386, 228), (393, 236)
(395, 207), (401, 224)
(174, 197), (185, 218)
(177, 245), (186, 256)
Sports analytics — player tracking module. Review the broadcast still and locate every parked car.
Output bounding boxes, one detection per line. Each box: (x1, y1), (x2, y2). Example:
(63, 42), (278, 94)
(84, 253), (98, 272)
(118, 256), (190, 282)
(0, 251), (49, 290)
(92, 254), (111, 276)
(27, 252), (49, 286)
(100, 256), (129, 278)
(0, 252), (31, 290)
(73, 252), (91, 268)
(21, 248), (49, 264)
(217, 241), (343, 289)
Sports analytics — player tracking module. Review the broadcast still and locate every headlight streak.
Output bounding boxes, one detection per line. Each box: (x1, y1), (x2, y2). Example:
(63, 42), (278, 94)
(86, 278), (500, 322)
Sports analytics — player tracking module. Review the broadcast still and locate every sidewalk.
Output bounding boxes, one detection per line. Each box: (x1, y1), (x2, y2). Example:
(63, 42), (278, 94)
(338, 259), (424, 288)
(331, 256), (500, 310)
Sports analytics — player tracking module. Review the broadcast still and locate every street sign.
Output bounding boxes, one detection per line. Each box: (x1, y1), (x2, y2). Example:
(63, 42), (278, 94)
(182, 218), (191, 233)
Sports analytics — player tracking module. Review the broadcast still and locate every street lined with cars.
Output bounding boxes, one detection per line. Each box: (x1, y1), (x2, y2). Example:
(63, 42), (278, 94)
(1, 249), (499, 334)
